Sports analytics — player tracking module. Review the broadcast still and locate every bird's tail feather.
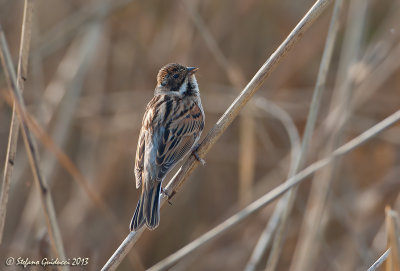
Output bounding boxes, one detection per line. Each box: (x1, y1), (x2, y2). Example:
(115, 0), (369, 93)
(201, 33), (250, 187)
(130, 182), (161, 231)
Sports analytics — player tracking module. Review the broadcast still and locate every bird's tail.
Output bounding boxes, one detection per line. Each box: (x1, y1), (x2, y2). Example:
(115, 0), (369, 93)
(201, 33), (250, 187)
(130, 181), (162, 231)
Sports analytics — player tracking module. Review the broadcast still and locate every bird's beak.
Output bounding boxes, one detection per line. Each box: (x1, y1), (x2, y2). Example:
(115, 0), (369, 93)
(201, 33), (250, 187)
(187, 67), (199, 74)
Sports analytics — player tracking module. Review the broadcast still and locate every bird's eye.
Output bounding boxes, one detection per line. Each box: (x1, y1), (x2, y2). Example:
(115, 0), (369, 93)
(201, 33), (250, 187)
(173, 74), (179, 79)
(161, 80), (167, 86)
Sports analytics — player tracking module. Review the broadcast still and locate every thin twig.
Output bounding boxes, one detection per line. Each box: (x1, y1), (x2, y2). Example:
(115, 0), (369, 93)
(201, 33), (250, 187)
(0, 25), (68, 270)
(368, 249), (391, 271)
(101, 0), (333, 270)
(0, 0), (34, 244)
(147, 110), (400, 271)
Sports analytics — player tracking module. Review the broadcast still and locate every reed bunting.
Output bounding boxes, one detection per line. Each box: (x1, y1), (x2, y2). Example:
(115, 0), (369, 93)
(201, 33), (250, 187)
(130, 63), (205, 231)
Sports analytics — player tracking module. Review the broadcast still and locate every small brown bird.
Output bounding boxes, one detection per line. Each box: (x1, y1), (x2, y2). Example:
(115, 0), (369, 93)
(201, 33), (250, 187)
(130, 63), (205, 231)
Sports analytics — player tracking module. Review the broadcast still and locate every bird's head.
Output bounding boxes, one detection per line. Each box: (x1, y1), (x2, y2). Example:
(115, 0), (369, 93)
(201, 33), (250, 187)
(156, 63), (199, 96)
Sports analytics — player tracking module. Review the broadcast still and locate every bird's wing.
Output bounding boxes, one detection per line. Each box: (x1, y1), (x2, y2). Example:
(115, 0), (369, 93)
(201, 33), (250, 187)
(134, 126), (146, 188)
(154, 98), (204, 180)
(134, 96), (160, 188)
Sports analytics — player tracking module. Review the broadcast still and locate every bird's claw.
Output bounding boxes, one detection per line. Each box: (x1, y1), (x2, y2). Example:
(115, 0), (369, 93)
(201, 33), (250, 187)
(161, 187), (173, 205)
(192, 144), (206, 166)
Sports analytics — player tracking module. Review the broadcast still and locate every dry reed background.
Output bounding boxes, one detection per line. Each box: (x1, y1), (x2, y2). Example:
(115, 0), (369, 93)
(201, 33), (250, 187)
(0, 0), (400, 270)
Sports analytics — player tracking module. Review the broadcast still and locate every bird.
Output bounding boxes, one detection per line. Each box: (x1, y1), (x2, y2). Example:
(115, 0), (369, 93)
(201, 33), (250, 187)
(130, 63), (205, 231)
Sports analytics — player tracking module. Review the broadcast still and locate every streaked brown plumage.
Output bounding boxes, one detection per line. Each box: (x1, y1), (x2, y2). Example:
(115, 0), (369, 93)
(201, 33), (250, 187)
(130, 63), (205, 231)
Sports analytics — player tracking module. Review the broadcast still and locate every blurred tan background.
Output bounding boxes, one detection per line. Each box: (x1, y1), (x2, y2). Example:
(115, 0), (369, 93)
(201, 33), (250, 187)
(1, 0), (400, 270)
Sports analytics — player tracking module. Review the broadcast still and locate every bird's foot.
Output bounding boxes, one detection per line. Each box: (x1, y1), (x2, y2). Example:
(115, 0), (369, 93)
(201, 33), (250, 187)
(192, 144), (206, 166)
(161, 187), (173, 205)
